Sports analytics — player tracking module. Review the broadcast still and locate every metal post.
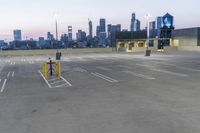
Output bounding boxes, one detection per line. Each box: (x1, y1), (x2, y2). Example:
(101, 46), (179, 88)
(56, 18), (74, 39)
(56, 62), (61, 78)
(147, 18), (150, 50)
(145, 14), (150, 51)
(50, 60), (53, 76)
(43, 63), (47, 78)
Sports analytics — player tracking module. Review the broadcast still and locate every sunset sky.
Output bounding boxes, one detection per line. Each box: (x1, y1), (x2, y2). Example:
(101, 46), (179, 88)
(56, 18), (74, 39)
(0, 0), (199, 41)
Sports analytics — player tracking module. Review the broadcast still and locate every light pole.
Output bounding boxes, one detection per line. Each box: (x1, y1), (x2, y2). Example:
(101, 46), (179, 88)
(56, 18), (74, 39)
(54, 13), (58, 41)
(145, 14), (151, 56)
(145, 14), (150, 50)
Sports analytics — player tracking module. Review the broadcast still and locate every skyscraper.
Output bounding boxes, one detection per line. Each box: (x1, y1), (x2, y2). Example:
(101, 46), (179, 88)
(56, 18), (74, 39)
(96, 26), (100, 37)
(156, 17), (163, 36)
(149, 21), (156, 30)
(135, 19), (141, 31)
(99, 18), (106, 32)
(47, 32), (54, 41)
(156, 17), (163, 30)
(130, 13), (136, 31)
(88, 19), (93, 38)
(68, 26), (73, 41)
(107, 24), (112, 33)
(130, 13), (140, 31)
(13, 30), (22, 41)
(76, 30), (86, 42)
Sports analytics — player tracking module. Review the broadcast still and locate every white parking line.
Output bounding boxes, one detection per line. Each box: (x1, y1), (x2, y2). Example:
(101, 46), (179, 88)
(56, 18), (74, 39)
(91, 72), (118, 83)
(1, 79), (7, 93)
(49, 80), (65, 85)
(96, 66), (112, 71)
(175, 66), (200, 72)
(38, 70), (72, 88)
(73, 67), (87, 72)
(60, 76), (72, 87)
(38, 70), (52, 88)
(123, 70), (155, 80)
(150, 69), (188, 77)
(12, 72), (15, 77)
(0, 79), (1, 82)
(48, 78), (58, 82)
(7, 72), (10, 78)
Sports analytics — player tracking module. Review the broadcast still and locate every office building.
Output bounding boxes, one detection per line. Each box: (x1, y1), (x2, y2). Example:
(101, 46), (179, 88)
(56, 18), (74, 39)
(47, 32), (54, 41)
(68, 26), (73, 41)
(76, 30), (87, 42)
(135, 19), (141, 31)
(88, 19), (93, 38)
(130, 13), (136, 31)
(156, 17), (163, 36)
(96, 26), (100, 37)
(107, 24), (112, 33)
(130, 13), (140, 31)
(13, 30), (22, 41)
(99, 18), (106, 32)
(149, 21), (156, 30)
(38, 37), (45, 47)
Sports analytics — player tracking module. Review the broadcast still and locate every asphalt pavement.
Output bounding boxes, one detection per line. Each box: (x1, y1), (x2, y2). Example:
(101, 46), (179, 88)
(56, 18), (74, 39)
(1, 52), (200, 133)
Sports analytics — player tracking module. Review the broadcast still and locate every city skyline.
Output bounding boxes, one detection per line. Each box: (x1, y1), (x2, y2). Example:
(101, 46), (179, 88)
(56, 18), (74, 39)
(0, 0), (199, 41)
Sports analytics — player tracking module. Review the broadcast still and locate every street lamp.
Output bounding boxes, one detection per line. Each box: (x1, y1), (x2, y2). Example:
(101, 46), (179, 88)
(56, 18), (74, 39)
(54, 13), (58, 41)
(145, 14), (151, 56)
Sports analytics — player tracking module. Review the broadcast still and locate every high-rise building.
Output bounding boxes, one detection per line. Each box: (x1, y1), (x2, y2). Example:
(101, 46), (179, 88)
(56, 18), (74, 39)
(99, 18), (106, 32)
(96, 26), (100, 36)
(88, 19), (93, 38)
(149, 21), (156, 30)
(68, 26), (73, 41)
(156, 17), (163, 30)
(38, 37), (45, 47)
(13, 30), (22, 41)
(130, 13), (136, 31)
(156, 17), (163, 36)
(109, 24), (121, 33)
(135, 19), (141, 31)
(107, 24), (112, 33)
(130, 13), (140, 31)
(76, 30), (87, 42)
(47, 32), (54, 41)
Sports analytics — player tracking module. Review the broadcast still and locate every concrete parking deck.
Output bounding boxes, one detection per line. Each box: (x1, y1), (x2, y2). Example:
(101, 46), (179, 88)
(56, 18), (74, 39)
(1, 52), (200, 133)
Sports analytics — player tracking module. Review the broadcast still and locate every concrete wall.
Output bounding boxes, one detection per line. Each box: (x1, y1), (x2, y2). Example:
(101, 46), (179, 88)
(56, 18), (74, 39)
(178, 46), (200, 51)
(172, 28), (199, 47)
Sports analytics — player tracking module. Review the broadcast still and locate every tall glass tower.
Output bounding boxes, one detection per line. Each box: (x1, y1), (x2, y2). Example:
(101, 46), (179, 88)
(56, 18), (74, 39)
(88, 19), (93, 38)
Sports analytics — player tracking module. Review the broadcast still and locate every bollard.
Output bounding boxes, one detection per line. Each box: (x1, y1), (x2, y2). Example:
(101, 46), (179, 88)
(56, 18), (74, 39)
(43, 63), (47, 78)
(56, 62), (61, 78)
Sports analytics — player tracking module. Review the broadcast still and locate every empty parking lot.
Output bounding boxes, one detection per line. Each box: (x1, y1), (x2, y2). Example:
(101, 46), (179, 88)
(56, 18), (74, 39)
(1, 52), (200, 133)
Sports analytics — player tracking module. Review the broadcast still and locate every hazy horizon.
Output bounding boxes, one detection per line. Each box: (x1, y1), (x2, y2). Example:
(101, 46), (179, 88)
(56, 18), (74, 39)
(0, 0), (199, 41)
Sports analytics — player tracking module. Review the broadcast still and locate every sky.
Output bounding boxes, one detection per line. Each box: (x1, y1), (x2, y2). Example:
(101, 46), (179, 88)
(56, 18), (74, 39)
(0, 0), (200, 41)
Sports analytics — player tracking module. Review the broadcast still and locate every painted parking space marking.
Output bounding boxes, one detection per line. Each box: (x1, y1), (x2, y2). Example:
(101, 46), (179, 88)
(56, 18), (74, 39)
(1, 79), (7, 93)
(7, 72), (10, 78)
(73, 67), (87, 73)
(150, 68), (188, 77)
(38, 70), (72, 88)
(60, 76), (72, 87)
(122, 70), (155, 80)
(38, 70), (52, 88)
(49, 79), (65, 85)
(91, 72), (118, 83)
(96, 66), (112, 71)
(12, 72), (15, 77)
